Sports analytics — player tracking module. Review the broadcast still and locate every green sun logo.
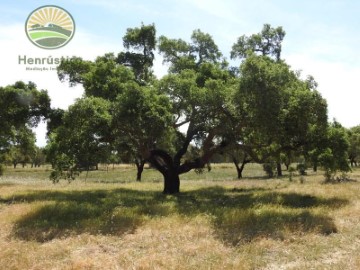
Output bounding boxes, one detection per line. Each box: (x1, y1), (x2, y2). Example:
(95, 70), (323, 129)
(25, 5), (75, 49)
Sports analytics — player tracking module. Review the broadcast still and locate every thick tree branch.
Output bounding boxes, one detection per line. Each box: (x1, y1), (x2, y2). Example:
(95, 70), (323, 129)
(174, 119), (190, 128)
(147, 149), (174, 175)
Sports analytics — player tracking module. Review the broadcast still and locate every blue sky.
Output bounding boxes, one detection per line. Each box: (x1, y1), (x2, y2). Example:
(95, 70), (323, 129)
(1, 0), (359, 146)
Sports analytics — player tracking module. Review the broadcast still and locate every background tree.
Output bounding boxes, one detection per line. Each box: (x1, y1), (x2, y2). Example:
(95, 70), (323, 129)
(0, 81), (50, 171)
(30, 146), (46, 168)
(57, 24), (158, 181)
(347, 125), (360, 167)
(227, 146), (252, 179)
(229, 24), (329, 178)
(318, 121), (351, 182)
(4, 127), (36, 168)
(230, 24), (287, 175)
(48, 97), (112, 180)
(233, 53), (328, 177)
(0, 81), (50, 147)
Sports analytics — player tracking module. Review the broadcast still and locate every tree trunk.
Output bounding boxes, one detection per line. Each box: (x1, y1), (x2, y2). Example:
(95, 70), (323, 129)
(148, 129), (226, 194)
(162, 169), (180, 194)
(350, 158), (356, 167)
(238, 160), (247, 179)
(233, 157), (244, 179)
(284, 151), (291, 171)
(313, 163), (318, 172)
(232, 154), (251, 179)
(285, 163), (289, 171)
(237, 166), (243, 179)
(148, 150), (181, 194)
(232, 157), (241, 178)
(135, 159), (145, 182)
(276, 162), (282, 177)
(207, 163), (212, 172)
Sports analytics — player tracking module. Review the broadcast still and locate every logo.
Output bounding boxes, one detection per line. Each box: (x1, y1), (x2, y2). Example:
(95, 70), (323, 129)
(25, 5), (75, 49)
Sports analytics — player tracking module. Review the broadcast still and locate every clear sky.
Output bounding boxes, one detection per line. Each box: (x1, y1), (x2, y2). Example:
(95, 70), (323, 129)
(1, 0), (359, 146)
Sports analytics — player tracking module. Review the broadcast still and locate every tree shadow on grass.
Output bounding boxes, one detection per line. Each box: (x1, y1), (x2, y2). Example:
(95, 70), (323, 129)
(2, 186), (349, 245)
(7, 189), (158, 242)
(172, 186), (347, 245)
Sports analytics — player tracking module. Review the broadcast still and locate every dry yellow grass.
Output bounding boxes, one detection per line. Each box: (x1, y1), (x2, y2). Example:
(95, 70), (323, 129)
(1, 165), (360, 269)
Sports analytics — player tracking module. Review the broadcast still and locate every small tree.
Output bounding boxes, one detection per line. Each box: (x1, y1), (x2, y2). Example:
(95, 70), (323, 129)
(263, 160), (276, 178)
(348, 125), (360, 167)
(227, 147), (252, 179)
(5, 127), (36, 168)
(30, 146), (46, 168)
(296, 163), (307, 176)
(319, 121), (351, 182)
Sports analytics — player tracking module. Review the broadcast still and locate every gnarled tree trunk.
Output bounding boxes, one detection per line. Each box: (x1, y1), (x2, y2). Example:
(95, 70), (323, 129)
(147, 128), (228, 194)
(148, 150), (180, 194)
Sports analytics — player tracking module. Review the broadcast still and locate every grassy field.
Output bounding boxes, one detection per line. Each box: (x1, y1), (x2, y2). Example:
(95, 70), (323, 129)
(1, 164), (360, 269)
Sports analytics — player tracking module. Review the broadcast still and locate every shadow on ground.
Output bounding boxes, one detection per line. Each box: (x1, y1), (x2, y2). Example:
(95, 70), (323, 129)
(1, 186), (348, 245)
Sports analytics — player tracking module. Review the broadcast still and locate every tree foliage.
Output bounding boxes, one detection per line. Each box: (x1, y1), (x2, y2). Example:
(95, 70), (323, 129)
(231, 24), (285, 61)
(42, 23), (350, 192)
(48, 97), (112, 181)
(158, 29), (224, 73)
(58, 54), (135, 101)
(0, 81), (50, 139)
(111, 85), (173, 180)
(117, 23), (156, 82)
(0, 81), (50, 170)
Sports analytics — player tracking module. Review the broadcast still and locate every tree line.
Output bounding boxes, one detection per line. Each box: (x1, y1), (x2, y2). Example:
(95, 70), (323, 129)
(1, 24), (359, 193)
